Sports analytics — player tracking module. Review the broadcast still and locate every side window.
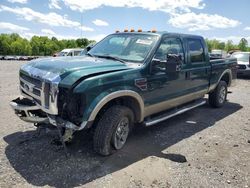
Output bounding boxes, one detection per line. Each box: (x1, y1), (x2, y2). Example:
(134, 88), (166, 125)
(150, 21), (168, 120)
(67, 52), (73, 56)
(74, 51), (81, 56)
(154, 38), (184, 61)
(188, 39), (205, 63)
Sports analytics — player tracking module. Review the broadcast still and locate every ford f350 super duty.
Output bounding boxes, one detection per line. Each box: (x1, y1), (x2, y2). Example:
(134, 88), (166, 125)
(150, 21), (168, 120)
(10, 31), (237, 155)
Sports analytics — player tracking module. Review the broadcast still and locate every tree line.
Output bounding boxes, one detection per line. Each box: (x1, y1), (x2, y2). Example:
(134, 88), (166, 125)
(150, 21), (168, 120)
(205, 38), (249, 52)
(0, 33), (249, 56)
(0, 33), (96, 56)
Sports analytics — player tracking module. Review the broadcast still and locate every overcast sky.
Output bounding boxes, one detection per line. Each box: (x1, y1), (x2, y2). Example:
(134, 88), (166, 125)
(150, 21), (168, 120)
(0, 0), (250, 43)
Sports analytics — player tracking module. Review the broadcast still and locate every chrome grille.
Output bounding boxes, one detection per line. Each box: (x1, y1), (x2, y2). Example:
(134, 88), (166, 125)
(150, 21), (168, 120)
(19, 72), (58, 115)
(20, 77), (41, 100)
(20, 79), (41, 98)
(238, 65), (246, 70)
(20, 72), (42, 89)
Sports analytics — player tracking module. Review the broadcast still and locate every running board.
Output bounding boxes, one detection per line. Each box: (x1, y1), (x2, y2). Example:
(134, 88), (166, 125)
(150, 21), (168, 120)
(144, 99), (206, 127)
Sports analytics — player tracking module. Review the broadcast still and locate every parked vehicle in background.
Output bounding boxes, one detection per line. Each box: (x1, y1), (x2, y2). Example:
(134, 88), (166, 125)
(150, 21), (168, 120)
(228, 49), (241, 55)
(14, 56), (20, 60)
(231, 52), (250, 76)
(10, 31), (237, 156)
(4, 56), (15, 60)
(27, 56), (37, 61)
(19, 56), (29, 61)
(0, 56), (39, 61)
(57, 48), (84, 57)
(210, 49), (228, 59)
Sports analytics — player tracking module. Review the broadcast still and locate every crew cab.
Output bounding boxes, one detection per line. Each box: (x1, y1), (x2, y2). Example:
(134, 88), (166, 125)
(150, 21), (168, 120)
(10, 31), (237, 155)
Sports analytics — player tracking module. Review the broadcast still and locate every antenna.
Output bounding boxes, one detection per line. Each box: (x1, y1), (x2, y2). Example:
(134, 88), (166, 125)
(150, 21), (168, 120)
(80, 13), (83, 38)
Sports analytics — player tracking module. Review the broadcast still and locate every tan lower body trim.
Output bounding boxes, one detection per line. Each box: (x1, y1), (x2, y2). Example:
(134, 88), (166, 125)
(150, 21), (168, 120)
(144, 89), (207, 118)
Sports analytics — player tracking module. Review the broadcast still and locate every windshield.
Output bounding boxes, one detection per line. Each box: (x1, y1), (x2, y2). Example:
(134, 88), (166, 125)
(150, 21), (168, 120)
(88, 34), (159, 63)
(232, 53), (250, 62)
(58, 51), (68, 56)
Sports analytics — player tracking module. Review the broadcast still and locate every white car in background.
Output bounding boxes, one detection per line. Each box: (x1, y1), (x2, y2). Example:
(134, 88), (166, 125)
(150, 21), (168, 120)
(210, 49), (228, 59)
(57, 48), (84, 57)
(231, 52), (250, 76)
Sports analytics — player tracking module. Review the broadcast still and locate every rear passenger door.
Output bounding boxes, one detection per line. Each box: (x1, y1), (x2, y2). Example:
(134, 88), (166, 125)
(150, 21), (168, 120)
(185, 38), (210, 93)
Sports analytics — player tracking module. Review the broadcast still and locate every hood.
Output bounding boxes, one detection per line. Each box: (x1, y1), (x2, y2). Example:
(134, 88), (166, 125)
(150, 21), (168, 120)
(25, 56), (130, 74)
(20, 56), (135, 87)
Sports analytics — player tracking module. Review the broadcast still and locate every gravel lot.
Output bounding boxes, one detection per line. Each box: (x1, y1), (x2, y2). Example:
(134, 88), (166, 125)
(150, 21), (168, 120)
(0, 60), (249, 188)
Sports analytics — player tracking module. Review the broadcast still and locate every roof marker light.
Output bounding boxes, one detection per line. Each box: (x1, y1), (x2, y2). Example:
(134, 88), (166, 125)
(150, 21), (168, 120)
(124, 29), (129, 32)
(130, 29), (135, 32)
(138, 29), (142, 32)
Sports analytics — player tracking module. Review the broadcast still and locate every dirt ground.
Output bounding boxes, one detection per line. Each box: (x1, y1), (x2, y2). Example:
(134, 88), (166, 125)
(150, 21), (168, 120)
(0, 60), (249, 188)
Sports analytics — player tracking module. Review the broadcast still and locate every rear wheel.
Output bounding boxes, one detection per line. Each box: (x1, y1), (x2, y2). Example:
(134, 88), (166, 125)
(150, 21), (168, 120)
(209, 81), (228, 108)
(93, 105), (134, 156)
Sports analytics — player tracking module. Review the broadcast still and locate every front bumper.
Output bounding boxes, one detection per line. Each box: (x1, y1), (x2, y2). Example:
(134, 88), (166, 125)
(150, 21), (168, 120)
(237, 69), (250, 76)
(10, 97), (49, 124)
(10, 97), (90, 130)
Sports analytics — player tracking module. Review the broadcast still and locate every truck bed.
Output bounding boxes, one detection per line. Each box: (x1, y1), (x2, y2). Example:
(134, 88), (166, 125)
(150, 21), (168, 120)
(209, 57), (237, 90)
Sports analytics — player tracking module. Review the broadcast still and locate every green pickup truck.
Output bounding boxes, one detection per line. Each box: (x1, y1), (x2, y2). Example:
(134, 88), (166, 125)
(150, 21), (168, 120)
(10, 31), (237, 155)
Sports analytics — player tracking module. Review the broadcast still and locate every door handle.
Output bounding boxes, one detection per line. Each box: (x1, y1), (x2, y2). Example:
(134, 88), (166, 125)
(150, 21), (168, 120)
(186, 71), (191, 79)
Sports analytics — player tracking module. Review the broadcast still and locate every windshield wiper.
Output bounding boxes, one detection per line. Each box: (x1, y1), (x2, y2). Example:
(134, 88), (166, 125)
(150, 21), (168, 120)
(95, 54), (126, 64)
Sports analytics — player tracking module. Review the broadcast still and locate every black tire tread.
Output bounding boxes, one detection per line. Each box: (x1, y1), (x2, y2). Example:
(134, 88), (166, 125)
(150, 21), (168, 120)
(209, 81), (227, 108)
(93, 105), (134, 156)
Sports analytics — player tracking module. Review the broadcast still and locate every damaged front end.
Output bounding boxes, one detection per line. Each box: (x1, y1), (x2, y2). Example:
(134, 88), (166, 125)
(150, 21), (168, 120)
(10, 97), (49, 124)
(10, 64), (60, 124)
(10, 97), (76, 143)
(9, 64), (81, 143)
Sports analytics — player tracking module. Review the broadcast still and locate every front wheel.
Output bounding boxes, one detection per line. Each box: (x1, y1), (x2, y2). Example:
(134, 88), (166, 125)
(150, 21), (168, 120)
(209, 81), (228, 108)
(93, 105), (134, 156)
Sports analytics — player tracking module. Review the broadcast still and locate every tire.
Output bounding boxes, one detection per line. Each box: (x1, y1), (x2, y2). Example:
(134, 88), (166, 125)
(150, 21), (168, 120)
(93, 105), (134, 156)
(209, 81), (228, 108)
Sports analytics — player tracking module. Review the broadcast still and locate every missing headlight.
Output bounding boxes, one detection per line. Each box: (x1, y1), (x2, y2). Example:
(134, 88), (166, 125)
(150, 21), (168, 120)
(58, 88), (86, 126)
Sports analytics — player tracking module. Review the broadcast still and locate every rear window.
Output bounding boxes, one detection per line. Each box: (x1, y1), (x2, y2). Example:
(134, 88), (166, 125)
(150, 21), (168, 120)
(188, 39), (205, 63)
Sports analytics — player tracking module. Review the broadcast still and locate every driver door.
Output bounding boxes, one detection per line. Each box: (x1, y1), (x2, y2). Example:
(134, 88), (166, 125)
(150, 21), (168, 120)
(143, 36), (189, 116)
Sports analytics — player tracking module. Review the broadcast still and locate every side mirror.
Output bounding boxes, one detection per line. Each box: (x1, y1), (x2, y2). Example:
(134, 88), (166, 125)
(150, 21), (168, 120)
(166, 54), (182, 62)
(151, 58), (167, 73)
(86, 46), (92, 52)
(165, 54), (182, 72)
(151, 54), (182, 74)
(86, 42), (95, 52)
